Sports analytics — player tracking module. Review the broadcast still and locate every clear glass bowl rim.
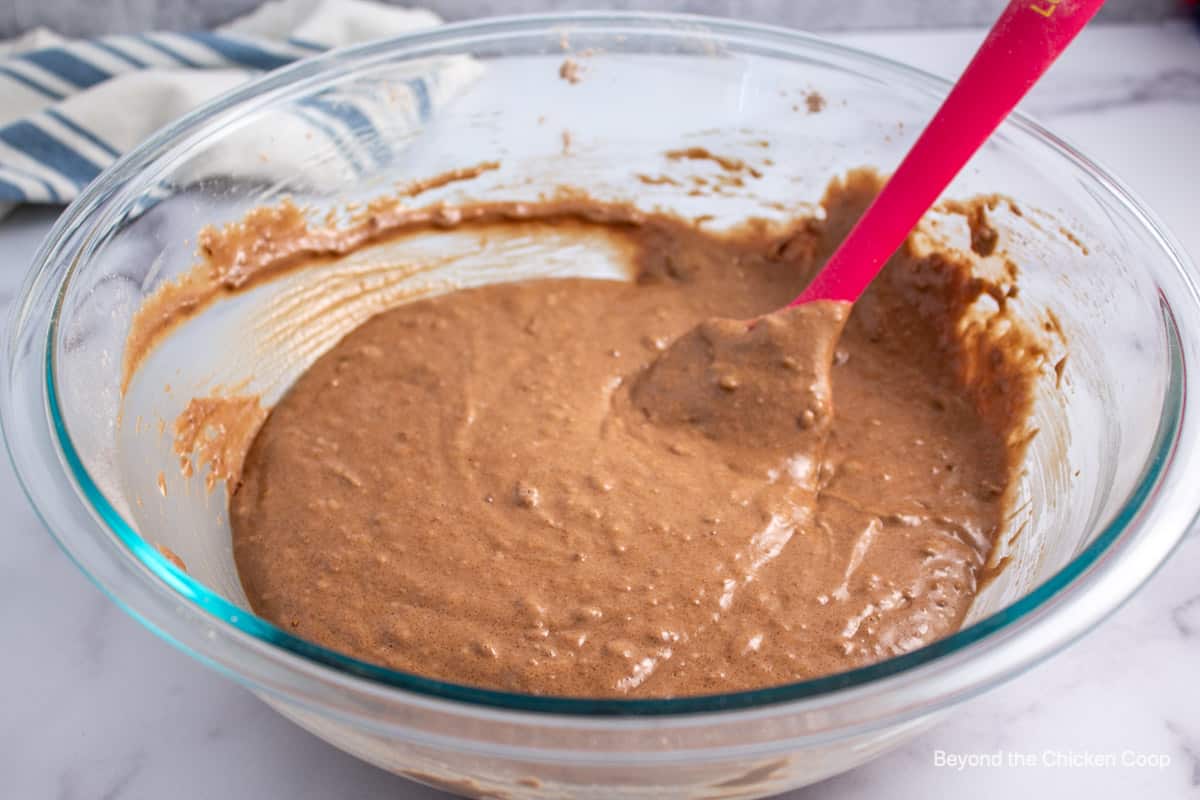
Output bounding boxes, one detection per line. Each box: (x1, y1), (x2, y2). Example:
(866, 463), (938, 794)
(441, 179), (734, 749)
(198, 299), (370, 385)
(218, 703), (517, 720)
(7, 11), (1200, 724)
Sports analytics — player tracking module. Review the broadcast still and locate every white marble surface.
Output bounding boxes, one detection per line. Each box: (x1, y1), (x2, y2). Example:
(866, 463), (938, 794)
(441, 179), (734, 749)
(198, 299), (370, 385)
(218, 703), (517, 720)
(2, 20), (1199, 800)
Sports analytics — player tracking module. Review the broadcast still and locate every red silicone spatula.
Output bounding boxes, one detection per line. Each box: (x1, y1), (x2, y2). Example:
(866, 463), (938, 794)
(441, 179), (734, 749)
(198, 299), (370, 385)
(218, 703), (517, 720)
(791, 0), (1104, 307)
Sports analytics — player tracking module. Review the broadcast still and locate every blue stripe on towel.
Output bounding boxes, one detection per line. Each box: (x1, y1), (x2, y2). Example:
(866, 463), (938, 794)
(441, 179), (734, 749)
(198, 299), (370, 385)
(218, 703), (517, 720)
(290, 107), (364, 175)
(18, 47), (111, 88)
(136, 34), (203, 68)
(0, 121), (101, 187)
(0, 163), (63, 202)
(299, 95), (390, 166)
(185, 32), (295, 71)
(0, 65), (66, 100)
(286, 37), (326, 52)
(406, 77), (432, 121)
(44, 108), (121, 159)
(91, 38), (148, 69)
(0, 175), (27, 201)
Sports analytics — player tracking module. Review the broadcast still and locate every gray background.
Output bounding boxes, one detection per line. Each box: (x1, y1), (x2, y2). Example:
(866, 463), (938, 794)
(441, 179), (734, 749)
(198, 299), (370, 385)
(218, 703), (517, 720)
(0, 0), (1184, 39)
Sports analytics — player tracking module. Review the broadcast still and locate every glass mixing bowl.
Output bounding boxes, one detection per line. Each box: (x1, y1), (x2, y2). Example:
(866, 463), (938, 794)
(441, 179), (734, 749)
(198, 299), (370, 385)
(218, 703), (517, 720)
(4, 12), (1199, 799)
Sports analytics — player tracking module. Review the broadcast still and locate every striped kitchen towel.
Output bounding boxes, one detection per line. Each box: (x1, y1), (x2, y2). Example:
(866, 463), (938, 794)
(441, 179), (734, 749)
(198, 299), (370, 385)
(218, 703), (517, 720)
(0, 0), (480, 217)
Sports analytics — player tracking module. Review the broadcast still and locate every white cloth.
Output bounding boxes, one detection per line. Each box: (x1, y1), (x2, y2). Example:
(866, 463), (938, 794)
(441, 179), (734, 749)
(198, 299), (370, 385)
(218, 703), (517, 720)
(0, 0), (479, 217)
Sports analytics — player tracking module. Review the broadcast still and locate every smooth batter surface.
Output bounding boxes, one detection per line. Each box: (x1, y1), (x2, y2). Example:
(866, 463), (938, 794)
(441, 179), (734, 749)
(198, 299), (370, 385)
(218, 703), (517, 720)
(230, 175), (1030, 698)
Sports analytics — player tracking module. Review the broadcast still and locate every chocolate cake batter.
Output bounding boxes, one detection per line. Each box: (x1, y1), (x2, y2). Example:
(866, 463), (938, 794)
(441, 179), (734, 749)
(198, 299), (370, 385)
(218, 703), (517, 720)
(224, 171), (1036, 698)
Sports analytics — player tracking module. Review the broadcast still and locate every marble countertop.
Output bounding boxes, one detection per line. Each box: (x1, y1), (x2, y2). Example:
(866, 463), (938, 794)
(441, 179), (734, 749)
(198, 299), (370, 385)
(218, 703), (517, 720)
(2, 20), (1199, 800)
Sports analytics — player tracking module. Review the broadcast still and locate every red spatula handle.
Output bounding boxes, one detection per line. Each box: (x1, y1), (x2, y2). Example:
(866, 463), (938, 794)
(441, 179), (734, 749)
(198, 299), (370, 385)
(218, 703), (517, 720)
(792, 0), (1104, 306)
